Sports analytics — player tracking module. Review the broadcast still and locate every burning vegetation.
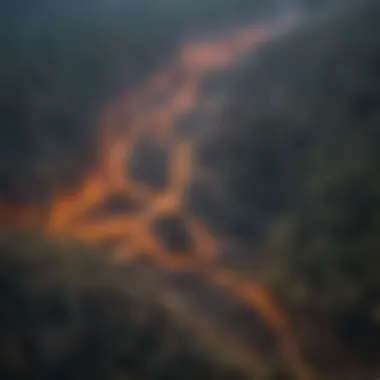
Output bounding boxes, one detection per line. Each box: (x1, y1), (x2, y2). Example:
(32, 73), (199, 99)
(0, 0), (379, 379)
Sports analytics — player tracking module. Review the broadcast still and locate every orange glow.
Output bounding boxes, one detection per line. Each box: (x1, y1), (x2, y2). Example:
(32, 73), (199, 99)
(0, 21), (312, 379)
(45, 24), (273, 264)
(0, 202), (43, 228)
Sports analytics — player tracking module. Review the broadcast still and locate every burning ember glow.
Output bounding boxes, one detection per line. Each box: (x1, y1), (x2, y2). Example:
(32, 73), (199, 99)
(45, 24), (271, 261)
(0, 19), (312, 379)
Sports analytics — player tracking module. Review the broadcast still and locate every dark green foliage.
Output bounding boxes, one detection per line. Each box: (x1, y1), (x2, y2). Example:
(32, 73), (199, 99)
(0, 229), (260, 380)
(1, 0), (379, 378)
(201, 0), (380, 373)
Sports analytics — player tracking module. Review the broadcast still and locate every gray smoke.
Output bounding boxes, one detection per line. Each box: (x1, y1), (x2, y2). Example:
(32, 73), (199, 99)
(0, 0), (338, 203)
